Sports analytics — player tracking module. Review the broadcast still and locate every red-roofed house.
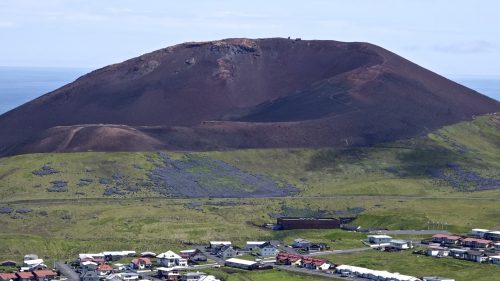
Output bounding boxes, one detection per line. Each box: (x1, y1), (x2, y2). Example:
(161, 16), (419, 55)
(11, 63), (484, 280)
(462, 238), (493, 249)
(431, 234), (462, 245)
(32, 270), (57, 281)
(96, 264), (112, 276)
(15, 272), (34, 281)
(0, 273), (17, 281)
(130, 258), (152, 270)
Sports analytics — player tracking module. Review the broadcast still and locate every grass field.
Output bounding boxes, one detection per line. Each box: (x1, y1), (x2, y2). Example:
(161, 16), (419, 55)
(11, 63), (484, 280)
(323, 248), (500, 281)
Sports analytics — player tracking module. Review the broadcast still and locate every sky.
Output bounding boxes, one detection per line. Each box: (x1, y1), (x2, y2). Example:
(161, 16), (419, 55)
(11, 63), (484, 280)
(0, 0), (499, 77)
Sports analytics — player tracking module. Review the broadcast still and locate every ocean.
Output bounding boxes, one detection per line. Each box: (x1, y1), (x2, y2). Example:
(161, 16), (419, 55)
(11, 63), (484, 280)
(0, 66), (498, 115)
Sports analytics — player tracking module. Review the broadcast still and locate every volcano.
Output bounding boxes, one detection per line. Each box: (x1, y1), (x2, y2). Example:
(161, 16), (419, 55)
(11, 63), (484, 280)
(0, 38), (498, 156)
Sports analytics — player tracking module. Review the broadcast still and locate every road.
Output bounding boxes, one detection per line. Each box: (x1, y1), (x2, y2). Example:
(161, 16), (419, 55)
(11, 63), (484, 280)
(54, 261), (79, 281)
(370, 230), (449, 235)
(2, 194), (498, 205)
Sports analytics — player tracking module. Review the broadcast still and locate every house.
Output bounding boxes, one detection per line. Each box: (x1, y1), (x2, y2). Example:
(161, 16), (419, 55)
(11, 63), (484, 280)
(292, 238), (311, 250)
(422, 277), (455, 281)
(425, 246), (449, 257)
(301, 257), (329, 270)
(367, 235), (392, 244)
(464, 250), (489, 263)
(23, 254), (38, 261)
(0, 261), (17, 267)
(470, 228), (490, 238)
(80, 271), (99, 281)
(80, 261), (98, 271)
(32, 270), (57, 281)
(157, 251), (188, 267)
(103, 251), (131, 261)
(461, 237), (492, 249)
(0, 273), (17, 281)
(490, 255), (500, 265)
(96, 264), (112, 276)
(309, 243), (329, 252)
(484, 231), (500, 242)
(130, 258), (152, 270)
(258, 243), (279, 257)
(120, 272), (139, 281)
(179, 249), (207, 262)
(22, 259), (46, 271)
(224, 258), (258, 270)
(276, 252), (302, 265)
(245, 241), (267, 251)
(112, 263), (128, 271)
(494, 243), (500, 252)
(199, 276), (220, 281)
(209, 241), (231, 248)
(79, 253), (105, 260)
(157, 268), (180, 281)
(15, 272), (34, 281)
(449, 248), (468, 260)
(217, 245), (237, 259)
(431, 234), (462, 245)
(140, 252), (157, 258)
(181, 272), (205, 281)
(389, 240), (412, 250)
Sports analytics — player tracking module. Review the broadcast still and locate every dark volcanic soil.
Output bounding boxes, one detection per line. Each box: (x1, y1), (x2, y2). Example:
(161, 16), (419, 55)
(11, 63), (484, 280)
(0, 38), (498, 156)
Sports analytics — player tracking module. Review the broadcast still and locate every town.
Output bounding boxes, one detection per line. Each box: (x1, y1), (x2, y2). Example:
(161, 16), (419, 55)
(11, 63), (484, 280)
(1, 224), (499, 281)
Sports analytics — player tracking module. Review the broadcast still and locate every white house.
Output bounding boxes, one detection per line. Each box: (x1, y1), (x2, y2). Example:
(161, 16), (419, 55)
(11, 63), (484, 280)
(258, 244), (279, 257)
(470, 229), (490, 238)
(245, 241), (267, 251)
(22, 259), (46, 270)
(389, 240), (412, 250)
(292, 239), (311, 249)
(157, 251), (188, 267)
(367, 235), (392, 244)
(490, 255), (500, 265)
(425, 246), (449, 257)
(217, 246), (237, 259)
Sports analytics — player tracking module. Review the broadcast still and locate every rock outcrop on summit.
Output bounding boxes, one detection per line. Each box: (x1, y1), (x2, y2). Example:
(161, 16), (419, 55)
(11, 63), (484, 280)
(0, 38), (498, 156)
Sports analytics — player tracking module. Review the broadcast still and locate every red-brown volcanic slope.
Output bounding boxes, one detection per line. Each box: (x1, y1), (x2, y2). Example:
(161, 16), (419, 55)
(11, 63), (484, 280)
(0, 38), (498, 156)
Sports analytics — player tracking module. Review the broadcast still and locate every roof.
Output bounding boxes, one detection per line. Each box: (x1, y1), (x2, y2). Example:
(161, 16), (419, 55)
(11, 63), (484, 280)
(0, 273), (17, 280)
(335, 265), (419, 281)
(33, 270), (56, 278)
(179, 249), (197, 254)
(466, 250), (485, 256)
(209, 241), (231, 246)
(131, 258), (151, 265)
(225, 258), (257, 266)
(462, 237), (492, 244)
(16, 272), (34, 279)
(23, 259), (44, 265)
(432, 234), (462, 240)
(140, 251), (156, 256)
(368, 235), (392, 239)
(390, 239), (408, 244)
(157, 251), (181, 259)
(471, 228), (490, 232)
(246, 241), (267, 245)
(97, 264), (113, 271)
(490, 255), (500, 259)
(487, 231), (500, 235)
